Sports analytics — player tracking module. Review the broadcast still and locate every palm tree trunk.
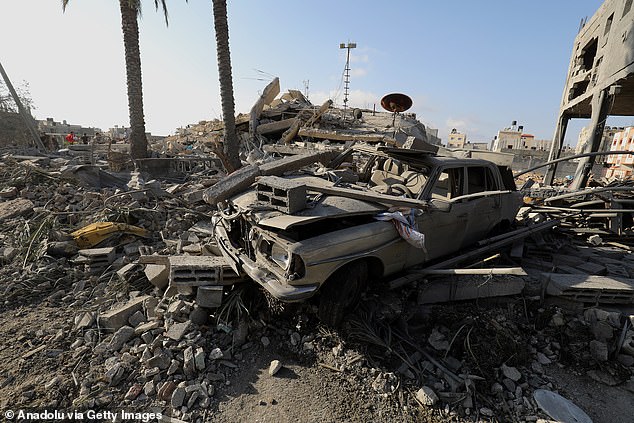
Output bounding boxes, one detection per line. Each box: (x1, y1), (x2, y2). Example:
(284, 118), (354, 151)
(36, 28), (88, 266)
(120, 0), (148, 160)
(212, 0), (241, 173)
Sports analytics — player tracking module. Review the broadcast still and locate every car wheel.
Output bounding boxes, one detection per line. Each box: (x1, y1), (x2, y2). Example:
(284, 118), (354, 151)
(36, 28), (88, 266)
(318, 261), (368, 327)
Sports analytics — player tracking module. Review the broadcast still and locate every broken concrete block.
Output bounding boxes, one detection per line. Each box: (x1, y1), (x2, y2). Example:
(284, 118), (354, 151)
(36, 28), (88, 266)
(196, 285), (223, 308)
(171, 386), (186, 408)
(416, 386), (439, 406)
(134, 320), (161, 335)
(169, 256), (225, 287)
(268, 360), (282, 376)
(166, 321), (191, 341)
(0, 198), (34, 222)
(203, 165), (260, 206)
(98, 295), (150, 330)
(117, 263), (140, 283)
(74, 311), (96, 331)
(78, 247), (116, 274)
(109, 326), (135, 351)
(195, 347), (206, 371)
(145, 264), (169, 289)
(501, 364), (522, 382)
(183, 346), (195, 376)
(127, 310), (146, 327)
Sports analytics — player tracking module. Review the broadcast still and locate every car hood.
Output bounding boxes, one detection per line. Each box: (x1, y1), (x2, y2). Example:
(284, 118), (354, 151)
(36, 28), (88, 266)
(230, 176), (386, 230)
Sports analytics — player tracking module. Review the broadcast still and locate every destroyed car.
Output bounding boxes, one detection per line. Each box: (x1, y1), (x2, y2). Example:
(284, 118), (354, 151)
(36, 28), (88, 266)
(212, 149), (523, 325)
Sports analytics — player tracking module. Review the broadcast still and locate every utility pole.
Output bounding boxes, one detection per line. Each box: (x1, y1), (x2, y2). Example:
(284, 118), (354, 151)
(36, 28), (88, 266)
(0, 60), (45, 151)
(339, 42), (356, 114)
(302, 80), (310, 100)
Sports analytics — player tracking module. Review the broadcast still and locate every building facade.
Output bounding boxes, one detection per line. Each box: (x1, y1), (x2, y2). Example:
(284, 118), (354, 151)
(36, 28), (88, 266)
(606, 126), (634, 177)
(446, 128), (467, 148)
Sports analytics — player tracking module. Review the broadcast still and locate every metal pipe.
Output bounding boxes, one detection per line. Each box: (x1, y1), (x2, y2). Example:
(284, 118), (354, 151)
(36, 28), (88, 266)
(514, 150), (634, 178)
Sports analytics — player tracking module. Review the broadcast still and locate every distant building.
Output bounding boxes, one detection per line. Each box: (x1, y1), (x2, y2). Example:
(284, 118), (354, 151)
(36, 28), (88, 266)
(446, 128), (467, 148)
(492, 121), (523, 151)
(492, 121), (551, 151)
(575, 125), (624, 163)
(606, 127), (634, 178)
(37, 117), (101, 137)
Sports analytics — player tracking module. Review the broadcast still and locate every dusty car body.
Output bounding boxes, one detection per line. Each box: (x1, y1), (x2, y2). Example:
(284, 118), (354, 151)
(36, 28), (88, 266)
(212, 149), (523, 325)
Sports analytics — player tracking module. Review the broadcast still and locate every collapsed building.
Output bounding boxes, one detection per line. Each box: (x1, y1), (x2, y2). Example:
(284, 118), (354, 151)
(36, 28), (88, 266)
(546, 0), (634, 189)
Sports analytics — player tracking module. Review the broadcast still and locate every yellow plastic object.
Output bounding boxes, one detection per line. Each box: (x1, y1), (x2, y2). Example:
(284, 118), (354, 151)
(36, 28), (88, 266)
(71, 222), (149, 248)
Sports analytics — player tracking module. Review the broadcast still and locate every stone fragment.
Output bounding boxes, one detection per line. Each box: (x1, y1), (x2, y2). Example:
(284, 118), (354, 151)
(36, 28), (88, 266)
(209, 347), (223, 361)
(171, 386), (186, 408)
(166, 321), (190, 341)
(144, 264), (169, 289)
(167, 360), (180, 375)
(189, 306), (208, 326)
(135, 321), (161, 335)
(158, 381), (177, 401)
(99, 295), (149, 330)
(589, 340), (608, 362)
(183, 346), (196, 376)
(416, 386), (439, 406)
(104, 363), (125, 386)
(109, 326), (135, 351)
(536, 352), (552, 365)
(74, 312), (95, 331)
(195, 347), (206, 371)
(480, 407), (494, 417)
(124, 383), (142, 401)
(502, 378), (516, 393)
(144, 380), (156, 396)
(501, 364), (521, 382)
(428, 328), (449, 351)
(128, 310), (146, 327)
(147, 351), (171, 370)
(269, 360), (282, 376)
(261, 336), (270, 347)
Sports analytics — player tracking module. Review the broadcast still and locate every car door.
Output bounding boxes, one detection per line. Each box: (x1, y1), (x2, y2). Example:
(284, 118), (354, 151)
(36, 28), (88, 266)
(458, 165), (503, 246)
(411, 166), (470, 264)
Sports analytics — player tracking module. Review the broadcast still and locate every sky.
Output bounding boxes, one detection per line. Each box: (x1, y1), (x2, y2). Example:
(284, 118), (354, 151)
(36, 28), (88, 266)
(2, 0), (630, 145)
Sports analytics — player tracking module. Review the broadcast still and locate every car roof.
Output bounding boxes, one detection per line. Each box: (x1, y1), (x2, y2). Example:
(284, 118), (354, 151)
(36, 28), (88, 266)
(381, 148), (495, 168)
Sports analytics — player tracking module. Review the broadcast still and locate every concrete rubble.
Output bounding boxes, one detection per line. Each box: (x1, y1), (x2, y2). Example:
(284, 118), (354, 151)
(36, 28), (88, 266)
(0, 80), (633, 422)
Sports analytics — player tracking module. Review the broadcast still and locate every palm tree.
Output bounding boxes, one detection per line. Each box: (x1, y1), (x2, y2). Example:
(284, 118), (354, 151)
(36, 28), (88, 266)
(62, 0), (173, 160)
(211, 0), (241, 173)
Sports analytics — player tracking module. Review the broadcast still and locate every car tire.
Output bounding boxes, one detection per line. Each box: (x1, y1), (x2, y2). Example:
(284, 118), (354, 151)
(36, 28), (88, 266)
(318, 261), (368, 327)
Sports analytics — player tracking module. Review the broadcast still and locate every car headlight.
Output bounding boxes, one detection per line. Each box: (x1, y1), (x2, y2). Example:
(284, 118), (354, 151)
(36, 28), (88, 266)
(270, 243), (290, 269)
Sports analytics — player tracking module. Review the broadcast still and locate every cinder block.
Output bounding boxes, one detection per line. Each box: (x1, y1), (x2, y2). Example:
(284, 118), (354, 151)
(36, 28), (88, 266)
(196, 286), (223, 308)
(99, 295), (150, 330)
(78, 247), (116, 274)
(169, 256), (225, 287)
(256, 176), (306, 214)
(145, 264), (169, 289)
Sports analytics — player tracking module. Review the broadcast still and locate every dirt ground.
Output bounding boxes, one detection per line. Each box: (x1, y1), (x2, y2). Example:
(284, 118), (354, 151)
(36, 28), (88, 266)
(1, 289), (633, 423)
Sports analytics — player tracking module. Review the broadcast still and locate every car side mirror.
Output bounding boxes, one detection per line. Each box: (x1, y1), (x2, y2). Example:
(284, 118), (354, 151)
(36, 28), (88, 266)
(428, 198), (452, 212)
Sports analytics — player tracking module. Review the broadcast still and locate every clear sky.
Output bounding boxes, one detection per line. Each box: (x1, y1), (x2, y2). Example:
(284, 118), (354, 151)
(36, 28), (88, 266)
(3, 0), (628, 145)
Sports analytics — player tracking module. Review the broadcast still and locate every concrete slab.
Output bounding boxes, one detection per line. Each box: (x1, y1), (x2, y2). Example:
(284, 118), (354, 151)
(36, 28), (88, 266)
(99, 295), (150, 330)
(542, 273), (634, 303)
(417, 275), (525, 304)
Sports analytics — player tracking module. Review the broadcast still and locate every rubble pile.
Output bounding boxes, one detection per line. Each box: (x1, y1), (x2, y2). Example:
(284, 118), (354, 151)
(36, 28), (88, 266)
(0, 83), (634, 421)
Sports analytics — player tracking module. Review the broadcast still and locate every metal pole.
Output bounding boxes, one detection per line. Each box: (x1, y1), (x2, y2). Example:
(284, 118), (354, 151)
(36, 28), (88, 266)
(0, 60), (46, 151)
